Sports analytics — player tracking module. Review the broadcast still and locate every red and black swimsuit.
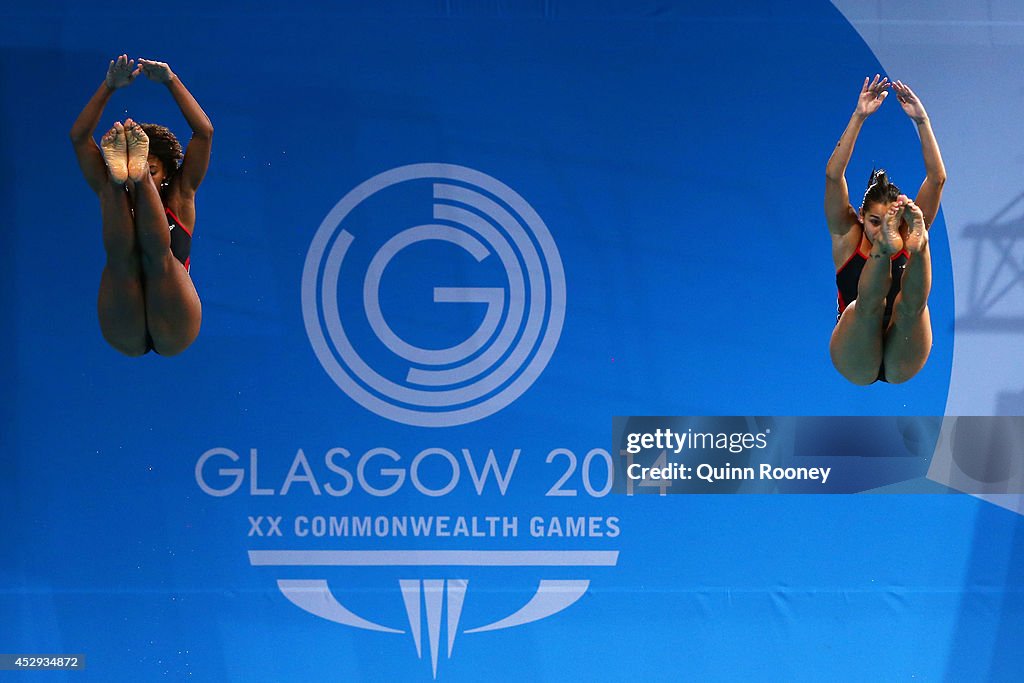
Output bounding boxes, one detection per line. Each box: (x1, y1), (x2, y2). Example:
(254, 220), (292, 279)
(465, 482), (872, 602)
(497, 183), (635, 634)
(835, 246), (908, 328)
(166, 206), (193, 273)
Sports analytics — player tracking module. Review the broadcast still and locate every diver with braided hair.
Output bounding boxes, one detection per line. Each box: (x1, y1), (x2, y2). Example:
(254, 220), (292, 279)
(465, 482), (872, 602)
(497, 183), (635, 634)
(825, 75), (946, 384)
(70, 55), (212, 356)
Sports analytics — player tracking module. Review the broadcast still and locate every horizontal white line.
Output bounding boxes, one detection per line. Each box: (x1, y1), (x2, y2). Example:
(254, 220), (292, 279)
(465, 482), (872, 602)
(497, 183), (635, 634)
(847, 19), (1024, 27)
(248, 550), (619, 567)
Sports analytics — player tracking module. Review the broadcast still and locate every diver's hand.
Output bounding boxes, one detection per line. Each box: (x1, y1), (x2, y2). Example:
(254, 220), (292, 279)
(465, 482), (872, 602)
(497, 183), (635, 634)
(105, 54), (140, 89)
(138, 58), (176, 84)
(891, 80), (929, 124)
(855, 74), (889, 118)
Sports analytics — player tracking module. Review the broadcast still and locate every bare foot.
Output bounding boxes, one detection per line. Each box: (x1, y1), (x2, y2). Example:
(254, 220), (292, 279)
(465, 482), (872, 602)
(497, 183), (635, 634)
(124, 118), (150, 182)
(100, 122), (128, 184)
(866, 197), (905, 256)
(903, 200), (929, 254)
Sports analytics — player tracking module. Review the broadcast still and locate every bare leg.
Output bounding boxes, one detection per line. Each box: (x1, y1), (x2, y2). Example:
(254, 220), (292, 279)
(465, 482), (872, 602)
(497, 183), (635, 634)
(124, 121), (201, 356)
(830, 204), (905, 385)
(830, 252), (893, 385)
(97, 123), (148, 356)
(883, 208), (932, 383)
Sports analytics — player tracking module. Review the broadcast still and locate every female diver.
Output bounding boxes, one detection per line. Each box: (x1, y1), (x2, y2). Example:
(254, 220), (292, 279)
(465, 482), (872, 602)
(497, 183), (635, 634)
(825, 75), (946, 385)
(70, 55), (213, 356)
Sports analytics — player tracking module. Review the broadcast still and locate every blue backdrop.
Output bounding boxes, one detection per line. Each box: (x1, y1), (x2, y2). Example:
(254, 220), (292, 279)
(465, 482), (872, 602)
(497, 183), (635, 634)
(2, 1), (1020, 680)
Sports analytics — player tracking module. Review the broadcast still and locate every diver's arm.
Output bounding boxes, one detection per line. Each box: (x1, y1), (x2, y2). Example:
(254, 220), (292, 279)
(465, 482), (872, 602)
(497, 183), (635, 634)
(139, 59), (213, 193)
(893, 81), (946, 227)
(70, 56), (139, 193)
(69, 82), (112, 144)
(824, 113), (862, 235)
(825, 76), (889, 236)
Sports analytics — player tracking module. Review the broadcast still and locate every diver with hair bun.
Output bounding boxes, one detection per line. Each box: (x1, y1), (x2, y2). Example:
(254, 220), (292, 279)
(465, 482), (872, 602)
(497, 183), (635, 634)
(70, 55), (212, 356)
(825, 75), (946, 384)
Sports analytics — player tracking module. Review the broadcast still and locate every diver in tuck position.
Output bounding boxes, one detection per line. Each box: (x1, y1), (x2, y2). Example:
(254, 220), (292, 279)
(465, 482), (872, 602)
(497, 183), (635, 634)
(71, 54), (213, 356)
(825, 75), (946, 384)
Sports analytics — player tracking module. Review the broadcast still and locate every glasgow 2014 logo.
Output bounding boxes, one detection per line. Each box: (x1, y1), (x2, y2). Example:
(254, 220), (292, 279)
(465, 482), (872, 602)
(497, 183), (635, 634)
(301, 163), (566, 427)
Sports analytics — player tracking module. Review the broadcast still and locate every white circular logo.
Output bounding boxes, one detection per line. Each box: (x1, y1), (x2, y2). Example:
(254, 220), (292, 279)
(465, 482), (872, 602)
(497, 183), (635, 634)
(302, 164), (566, 427)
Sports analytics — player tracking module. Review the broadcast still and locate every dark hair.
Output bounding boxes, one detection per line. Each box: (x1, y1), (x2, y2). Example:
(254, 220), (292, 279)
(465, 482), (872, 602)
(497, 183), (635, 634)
(861, 168), (901, 211)
(140, 123), (183, 179)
